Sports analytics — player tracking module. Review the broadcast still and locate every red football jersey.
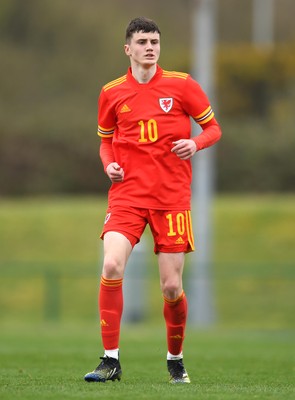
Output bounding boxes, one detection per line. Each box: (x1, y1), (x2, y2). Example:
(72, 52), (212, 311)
(97, 65), (218, 210)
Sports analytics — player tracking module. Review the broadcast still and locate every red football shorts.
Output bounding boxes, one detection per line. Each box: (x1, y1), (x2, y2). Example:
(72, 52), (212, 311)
(100, 205), (195, 254)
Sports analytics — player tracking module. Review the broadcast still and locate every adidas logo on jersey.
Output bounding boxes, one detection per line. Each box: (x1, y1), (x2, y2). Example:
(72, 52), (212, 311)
(120, 104), (131, 113)
(175, 237), (185, 244)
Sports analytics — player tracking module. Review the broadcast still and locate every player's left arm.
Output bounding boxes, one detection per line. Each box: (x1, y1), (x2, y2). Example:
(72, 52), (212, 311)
(171, 117), (221, 160)
(172, 76), (222, 160)
(192, 116), (222, 151)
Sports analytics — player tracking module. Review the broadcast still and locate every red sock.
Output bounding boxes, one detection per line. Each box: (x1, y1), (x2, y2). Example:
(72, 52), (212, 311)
(163, 291), (188, 356)
(99, 276), (123, 350)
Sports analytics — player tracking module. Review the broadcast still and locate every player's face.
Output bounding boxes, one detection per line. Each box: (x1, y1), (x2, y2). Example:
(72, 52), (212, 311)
(124, 31), (160, 67)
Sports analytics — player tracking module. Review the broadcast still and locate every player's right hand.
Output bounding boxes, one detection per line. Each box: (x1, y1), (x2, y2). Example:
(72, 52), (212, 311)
(106, 162), (124, 183)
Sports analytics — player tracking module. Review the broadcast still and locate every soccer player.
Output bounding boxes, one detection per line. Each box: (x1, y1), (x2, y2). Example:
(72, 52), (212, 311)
(84, 17), (222, 384)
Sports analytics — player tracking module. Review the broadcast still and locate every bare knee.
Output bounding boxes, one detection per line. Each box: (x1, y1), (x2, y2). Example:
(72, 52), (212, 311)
(161, 278), (182, 300)
(158, 252), (185, 299)
(102, 256), (125, 279)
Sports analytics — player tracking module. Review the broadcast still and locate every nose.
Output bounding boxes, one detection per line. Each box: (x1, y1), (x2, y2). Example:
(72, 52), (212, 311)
(146, 42), (153, 51)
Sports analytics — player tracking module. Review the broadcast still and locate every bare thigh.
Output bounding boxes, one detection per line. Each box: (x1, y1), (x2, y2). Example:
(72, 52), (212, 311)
(102, 231), (133, 279)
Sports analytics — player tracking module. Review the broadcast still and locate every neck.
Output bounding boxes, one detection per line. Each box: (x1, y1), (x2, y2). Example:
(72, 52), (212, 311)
(130, 63), (157, 84)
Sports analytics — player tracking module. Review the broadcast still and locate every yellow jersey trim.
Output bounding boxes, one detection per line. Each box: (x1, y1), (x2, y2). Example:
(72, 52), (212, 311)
(97, 125), (115, 137)
(103, 75), (127, 92)
(194, 106), (214, 125)
(162, 70), (188, 80)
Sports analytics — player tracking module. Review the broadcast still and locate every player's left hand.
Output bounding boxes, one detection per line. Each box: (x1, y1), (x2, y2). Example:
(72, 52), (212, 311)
(171, 139), (197, 160)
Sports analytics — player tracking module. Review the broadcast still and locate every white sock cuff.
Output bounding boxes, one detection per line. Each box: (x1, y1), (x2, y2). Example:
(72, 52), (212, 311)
(167, 351), (183, 360)
(104, 349), (119, 360)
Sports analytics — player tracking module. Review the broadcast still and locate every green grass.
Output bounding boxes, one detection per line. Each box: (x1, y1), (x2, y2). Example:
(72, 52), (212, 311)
(0, 195), (294, 328)
(213, 194), (295, 263)
(0, 323), (294, 400)
(0, 196), (107, 265)
(0, 195), (294, 398)
(1, 194), (294, 266)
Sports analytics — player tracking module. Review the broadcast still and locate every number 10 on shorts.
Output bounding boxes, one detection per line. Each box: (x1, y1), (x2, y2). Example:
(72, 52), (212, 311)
(166, 212), (187, 237)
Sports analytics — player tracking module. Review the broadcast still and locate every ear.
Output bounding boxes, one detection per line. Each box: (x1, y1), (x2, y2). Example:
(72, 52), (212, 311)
(124, 44), (131, 56)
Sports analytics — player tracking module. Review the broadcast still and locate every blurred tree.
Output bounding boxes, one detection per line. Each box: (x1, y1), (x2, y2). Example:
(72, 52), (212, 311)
(0, 0), (294, 195)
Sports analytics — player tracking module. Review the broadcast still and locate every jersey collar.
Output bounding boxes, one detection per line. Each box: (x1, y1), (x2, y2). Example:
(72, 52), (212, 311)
(127, 64), (163, 88)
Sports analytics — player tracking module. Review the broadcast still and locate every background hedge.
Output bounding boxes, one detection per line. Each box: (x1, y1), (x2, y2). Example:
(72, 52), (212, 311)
(0, 0), (294, 195)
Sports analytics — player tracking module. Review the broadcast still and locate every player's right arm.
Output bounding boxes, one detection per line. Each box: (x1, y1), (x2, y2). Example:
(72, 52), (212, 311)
(106, 162), (124, 182)
(99, 138), (124, 183)
(98, 87), (124, 183)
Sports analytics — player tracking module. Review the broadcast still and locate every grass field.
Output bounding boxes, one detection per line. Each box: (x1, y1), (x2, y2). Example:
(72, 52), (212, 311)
(1, 323), (294, 400)
(0, 195), (294, 399)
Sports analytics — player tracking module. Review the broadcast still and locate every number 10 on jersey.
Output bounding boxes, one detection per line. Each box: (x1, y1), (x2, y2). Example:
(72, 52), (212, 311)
(138, 119), (158, 143)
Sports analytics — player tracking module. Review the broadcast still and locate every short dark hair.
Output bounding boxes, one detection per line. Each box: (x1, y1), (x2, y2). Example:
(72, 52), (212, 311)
(125, 17), (161, 43)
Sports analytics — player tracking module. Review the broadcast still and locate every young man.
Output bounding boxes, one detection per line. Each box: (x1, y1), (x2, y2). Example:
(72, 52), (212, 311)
(84, 17), (221, 384)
